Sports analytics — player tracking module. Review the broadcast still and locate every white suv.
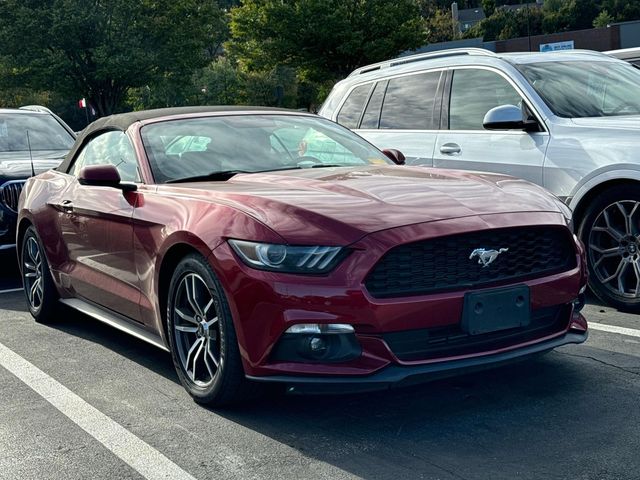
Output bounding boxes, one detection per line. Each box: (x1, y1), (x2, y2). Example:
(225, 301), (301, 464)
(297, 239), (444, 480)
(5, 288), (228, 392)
(320, 48), (640, 312)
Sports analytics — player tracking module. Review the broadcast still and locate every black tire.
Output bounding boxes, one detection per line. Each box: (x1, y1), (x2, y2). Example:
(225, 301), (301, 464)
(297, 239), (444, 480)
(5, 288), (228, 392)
(20, 225), (59, 323)
(579, 185), (640, 313)
(166, 253), (259, 407)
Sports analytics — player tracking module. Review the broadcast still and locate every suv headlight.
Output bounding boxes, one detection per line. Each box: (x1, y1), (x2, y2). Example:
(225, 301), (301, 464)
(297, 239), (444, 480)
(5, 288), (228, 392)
(228, 240), (348, 274)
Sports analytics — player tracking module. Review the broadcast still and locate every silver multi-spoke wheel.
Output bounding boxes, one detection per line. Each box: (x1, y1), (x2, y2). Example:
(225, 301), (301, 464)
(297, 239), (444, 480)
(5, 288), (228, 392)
(21, 226), (58, 323)
(23, 236), (44, 310)
(173, 273), (221, 387)
(589, 200), (640, 299)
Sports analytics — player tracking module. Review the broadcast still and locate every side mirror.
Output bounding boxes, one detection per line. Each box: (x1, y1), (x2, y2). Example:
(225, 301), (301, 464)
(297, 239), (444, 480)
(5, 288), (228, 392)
(483, 104), (539, 132)
(78, 165), (137, 192)
(382, 148), (406, 165)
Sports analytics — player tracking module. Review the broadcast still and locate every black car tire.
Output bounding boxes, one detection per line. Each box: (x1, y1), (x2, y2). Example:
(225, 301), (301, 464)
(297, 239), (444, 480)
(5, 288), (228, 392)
(166, 253), (260, 407)
(21, 225), (60, 323)
(579, 185), (640, 313)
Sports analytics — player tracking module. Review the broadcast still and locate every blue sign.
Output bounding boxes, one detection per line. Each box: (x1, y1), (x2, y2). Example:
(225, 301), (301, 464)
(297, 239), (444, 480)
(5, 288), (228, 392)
(540, 40), (575, 52)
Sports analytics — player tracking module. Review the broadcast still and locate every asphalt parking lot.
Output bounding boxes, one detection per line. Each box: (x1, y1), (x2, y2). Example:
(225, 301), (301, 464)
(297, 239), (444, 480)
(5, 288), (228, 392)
(0, 250), (639, 480)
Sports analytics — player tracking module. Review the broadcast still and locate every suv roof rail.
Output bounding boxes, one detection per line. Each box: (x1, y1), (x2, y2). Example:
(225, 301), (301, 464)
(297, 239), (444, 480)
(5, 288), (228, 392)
(348, 48), (497, 77)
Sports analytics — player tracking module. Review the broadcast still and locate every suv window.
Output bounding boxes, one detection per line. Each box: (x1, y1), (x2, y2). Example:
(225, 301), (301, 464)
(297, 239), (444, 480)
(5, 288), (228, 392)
(449, 69), (523, 131)
(518, 61), (640, 118)
(336, 84), (372, 129)
(0, 113), (74, 152)
(379, 71), (441, 130)
(360, 81), (387, 129)
(70, 131), (139, 182)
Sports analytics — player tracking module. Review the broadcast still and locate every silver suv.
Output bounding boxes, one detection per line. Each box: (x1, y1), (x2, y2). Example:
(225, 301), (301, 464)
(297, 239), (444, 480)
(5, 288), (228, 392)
(320, 48), (640, 312)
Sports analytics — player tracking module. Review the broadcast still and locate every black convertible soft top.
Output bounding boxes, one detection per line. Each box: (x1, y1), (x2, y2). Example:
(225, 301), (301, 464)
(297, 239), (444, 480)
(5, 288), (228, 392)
(57, 106), (300, 172)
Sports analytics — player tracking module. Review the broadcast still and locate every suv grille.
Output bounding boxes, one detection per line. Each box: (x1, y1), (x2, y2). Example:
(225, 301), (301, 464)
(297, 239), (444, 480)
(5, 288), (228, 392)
(365, 226), (576, 298)
(383, 304), (570, 361)
(0, 181), (25, 213)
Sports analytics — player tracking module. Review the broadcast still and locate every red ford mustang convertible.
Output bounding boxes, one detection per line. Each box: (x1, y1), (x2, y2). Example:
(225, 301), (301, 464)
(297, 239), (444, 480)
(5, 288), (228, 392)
(18, 107), (588, 405)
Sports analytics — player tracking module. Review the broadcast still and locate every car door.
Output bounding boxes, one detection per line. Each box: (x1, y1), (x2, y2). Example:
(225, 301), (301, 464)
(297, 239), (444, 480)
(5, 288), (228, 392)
(57, 130), (142, 320)
(433, 67), (548, 186)
(339, 71), (444, 166)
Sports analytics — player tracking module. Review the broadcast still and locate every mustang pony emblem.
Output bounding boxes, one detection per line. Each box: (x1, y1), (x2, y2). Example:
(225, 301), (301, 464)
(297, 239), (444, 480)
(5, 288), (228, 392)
(469, 248), (509, 267)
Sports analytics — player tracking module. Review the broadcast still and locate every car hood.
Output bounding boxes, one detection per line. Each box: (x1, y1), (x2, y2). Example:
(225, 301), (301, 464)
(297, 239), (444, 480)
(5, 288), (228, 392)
(571, 116), (640, 130)
(164, 166), (565, 244)
(0, 151), (66, 181)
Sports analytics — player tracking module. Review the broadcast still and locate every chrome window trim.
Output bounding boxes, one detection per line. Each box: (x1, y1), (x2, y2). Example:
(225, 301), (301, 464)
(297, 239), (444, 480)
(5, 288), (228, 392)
(332, 63), (549, 134)
(331, 67), (448, 124)
(447, 65), (549, 133)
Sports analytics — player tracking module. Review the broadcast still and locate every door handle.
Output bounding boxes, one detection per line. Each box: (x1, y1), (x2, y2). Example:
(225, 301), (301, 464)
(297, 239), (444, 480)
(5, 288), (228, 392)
(439, 143), (461, 155)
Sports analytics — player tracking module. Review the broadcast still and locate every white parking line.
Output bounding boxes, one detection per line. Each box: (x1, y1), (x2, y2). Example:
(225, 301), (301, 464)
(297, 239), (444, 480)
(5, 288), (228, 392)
(0, 341), (196, 480)
(0, 287), (22, 294)
(589, 322), (640, 338)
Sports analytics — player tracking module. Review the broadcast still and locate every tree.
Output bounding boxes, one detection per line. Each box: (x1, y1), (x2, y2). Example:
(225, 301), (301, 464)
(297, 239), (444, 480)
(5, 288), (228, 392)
(593, 9), (615, 28)
(0, 0), (222, 116)
(481, 0), (496, 17)
(229, 0), (426, 82)
(425, 8), (457, 44)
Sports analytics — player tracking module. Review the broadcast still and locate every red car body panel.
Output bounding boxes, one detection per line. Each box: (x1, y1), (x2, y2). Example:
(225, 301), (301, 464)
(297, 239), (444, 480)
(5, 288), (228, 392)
(17, 110), (588, 389)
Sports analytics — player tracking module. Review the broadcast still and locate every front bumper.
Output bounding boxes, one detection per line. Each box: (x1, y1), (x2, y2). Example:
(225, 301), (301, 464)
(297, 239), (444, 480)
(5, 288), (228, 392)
(247, 328), (588, 394)
(210, 212), (588, 382)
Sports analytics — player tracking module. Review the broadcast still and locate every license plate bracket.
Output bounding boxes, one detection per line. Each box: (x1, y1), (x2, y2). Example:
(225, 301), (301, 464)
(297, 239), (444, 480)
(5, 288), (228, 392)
(462, 285), (530, 335)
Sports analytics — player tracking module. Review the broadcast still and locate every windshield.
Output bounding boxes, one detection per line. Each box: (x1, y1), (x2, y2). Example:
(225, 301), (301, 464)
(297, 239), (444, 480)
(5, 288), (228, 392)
(518, 61), (640, 118)
(140, 114), (391, 183)
(0, 113), (74, 152)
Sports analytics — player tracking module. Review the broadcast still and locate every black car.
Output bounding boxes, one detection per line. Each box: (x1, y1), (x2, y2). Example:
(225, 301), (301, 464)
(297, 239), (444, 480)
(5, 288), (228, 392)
(0, 107), (76, 249)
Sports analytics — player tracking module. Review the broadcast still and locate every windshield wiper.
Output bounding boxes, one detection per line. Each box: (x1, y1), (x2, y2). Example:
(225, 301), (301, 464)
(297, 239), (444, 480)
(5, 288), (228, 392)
(165, 170), (251, 183)
(309, 163), (349, 168)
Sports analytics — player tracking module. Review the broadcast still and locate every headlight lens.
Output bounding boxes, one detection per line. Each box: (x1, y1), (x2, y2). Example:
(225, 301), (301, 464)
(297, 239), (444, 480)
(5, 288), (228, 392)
(228, 240), (348, 274)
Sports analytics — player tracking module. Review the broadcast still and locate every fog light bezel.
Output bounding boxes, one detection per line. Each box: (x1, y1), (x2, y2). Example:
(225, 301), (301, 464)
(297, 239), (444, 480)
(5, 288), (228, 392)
(271, 324), (361, 363)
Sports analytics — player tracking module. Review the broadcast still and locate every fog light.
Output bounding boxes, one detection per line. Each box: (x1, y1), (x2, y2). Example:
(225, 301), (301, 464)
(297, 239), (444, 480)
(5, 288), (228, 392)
(272, 324), (361, 363)
(309, 336), (328, 354)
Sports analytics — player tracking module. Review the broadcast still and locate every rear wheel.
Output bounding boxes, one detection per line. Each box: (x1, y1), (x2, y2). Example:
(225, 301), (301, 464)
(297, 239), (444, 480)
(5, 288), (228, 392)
(580, 185), (640, 312)
(166, 253), (258, 406)
(21, 226), (59, 323)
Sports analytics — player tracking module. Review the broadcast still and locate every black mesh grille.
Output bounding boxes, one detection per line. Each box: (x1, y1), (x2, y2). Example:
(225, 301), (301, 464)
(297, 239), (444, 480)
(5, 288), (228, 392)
(0, 181), (25, 213)
(365, 226), (576, 298)
(383, 304), (570, 361)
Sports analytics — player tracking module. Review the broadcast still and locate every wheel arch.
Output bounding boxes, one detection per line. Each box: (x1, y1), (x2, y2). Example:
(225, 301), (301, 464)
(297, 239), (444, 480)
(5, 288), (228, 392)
(156, 242), (207, 340)
(572, 178), (640, 230)
(16, 217), (33, 263)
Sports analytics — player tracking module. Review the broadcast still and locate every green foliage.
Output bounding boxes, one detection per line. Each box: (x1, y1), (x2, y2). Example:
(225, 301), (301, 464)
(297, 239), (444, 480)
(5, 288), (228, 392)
(593, 9), (615, 27)
(229, 0), (426, 82)
(481, 0), (496, 17)
(468, 0), (609, 41)
(425, 8), (457, 44)
(128, 58), (325, 112)
(0, 0), (222, 116)
(464, 8), (522, 41)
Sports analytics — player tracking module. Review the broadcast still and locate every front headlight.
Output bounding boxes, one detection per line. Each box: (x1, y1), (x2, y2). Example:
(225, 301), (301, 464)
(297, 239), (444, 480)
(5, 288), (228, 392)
(228, 239), (348, 274)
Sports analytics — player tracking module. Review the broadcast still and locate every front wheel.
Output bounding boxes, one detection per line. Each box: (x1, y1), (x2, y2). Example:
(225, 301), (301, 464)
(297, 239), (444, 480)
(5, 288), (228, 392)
(579, 185), (640, 312)
(21, 225), (59, 323)
(166, 253), (258, 406)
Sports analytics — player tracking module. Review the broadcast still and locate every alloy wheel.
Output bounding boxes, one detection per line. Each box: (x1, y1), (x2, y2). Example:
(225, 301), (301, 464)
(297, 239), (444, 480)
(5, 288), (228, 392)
(588, 200), (640, 299)
(23, 236), (44, 310)
(172, 273), (221, 387)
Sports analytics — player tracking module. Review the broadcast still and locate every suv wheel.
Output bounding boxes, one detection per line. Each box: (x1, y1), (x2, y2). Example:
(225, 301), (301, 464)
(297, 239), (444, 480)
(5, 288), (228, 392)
(580, 185), (640, 312)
